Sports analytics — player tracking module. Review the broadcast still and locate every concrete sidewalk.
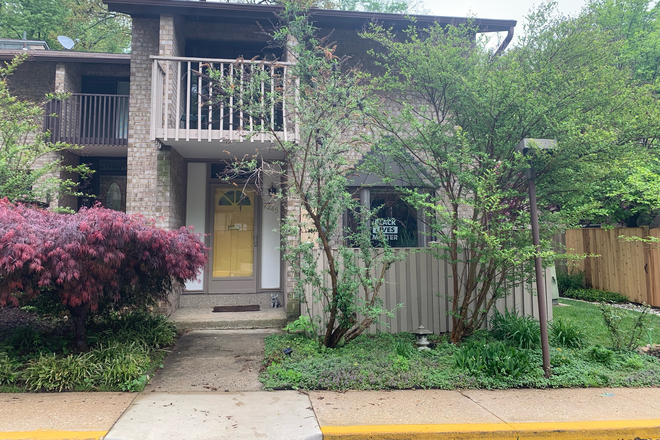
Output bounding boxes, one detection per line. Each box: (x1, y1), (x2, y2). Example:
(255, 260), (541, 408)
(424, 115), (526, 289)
(0, 392), (135, 440)
(104, 391), (321, 440)
(311, 388), (660, 439)
(1, 388), (658, 440)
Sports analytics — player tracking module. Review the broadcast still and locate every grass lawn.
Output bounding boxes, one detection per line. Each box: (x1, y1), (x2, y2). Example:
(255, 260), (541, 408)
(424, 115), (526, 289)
(260, 301), (660, 391)
(554, 299), (660, 347)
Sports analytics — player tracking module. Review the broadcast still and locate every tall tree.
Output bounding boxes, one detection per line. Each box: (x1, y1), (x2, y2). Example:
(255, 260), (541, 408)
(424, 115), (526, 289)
(0, 0), (130, 53)
(586, 0), (660, 82)
(362, 4), (659, 342)
(205, 1), (401, 348)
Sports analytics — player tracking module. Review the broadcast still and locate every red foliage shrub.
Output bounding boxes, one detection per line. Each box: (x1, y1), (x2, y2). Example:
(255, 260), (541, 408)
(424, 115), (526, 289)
(0, 200), (208, 349)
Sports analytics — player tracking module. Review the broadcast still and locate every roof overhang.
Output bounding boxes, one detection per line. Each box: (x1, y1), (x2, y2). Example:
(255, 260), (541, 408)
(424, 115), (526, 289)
(104, 0), (516, 33)
(0, 50), (131, 64)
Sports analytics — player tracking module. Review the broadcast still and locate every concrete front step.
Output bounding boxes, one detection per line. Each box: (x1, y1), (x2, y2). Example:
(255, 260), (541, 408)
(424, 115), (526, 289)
(170, 306), (287, 330)
(180, 292), (282, 309)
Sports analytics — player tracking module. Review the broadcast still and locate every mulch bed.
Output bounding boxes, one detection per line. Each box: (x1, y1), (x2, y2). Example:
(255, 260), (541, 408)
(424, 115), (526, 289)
(0, 306), (66, 333)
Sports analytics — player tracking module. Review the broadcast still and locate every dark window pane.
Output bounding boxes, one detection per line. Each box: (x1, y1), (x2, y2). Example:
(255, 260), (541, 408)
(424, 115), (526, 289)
(370, 190), (418, 247)
(345, 188), (419, 248)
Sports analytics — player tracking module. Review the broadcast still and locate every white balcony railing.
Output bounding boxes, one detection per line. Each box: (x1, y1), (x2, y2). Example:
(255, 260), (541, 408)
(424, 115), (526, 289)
(150, 56), (297, 143)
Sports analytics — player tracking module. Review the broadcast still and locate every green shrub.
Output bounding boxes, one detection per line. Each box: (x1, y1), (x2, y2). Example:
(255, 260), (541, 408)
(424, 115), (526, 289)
(549, 347), (573, 368)
(23, 353), (96, 391)
(89, 310), (177, 348)
(0, 353), (20, 385)
(490, 309), (541, 349)
(562, 288), (629, 303)
(599, 302), (651, 350)
(454, 341), (534, 378)
(557, 268), (585, 294)
(89, 342), (152, 391)
(550, 318), (585, 348)
(588, 345), (614, 364)
(6, 326), (43, 354)
(283, 316), (316, 336)
(21, 290), (67, 317)
(394, 339), (416, 359)
(22, 342), (155, 392)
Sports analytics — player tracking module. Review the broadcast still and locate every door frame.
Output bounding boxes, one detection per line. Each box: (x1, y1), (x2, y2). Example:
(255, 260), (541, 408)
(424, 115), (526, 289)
(206, 183), (261, 294)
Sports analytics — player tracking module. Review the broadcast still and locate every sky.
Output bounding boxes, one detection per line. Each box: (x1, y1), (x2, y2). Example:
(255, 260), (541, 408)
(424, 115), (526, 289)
(423, 0), (588, 26)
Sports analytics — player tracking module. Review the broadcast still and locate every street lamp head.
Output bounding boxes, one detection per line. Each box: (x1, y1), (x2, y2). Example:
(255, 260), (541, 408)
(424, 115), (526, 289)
(516, 138), (557, 156)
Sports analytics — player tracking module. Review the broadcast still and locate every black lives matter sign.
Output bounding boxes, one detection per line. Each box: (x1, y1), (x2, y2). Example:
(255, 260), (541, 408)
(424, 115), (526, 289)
(372, 218), (398, 241)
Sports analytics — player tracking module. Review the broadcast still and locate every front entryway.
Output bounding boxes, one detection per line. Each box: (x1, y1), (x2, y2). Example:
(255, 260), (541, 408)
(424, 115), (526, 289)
(184, 162), (282, 295)
(210, 187), (257, 293)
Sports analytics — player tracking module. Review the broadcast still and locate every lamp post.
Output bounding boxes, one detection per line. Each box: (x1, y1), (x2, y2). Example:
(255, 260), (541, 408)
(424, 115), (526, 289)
(516, 138), (555, 378)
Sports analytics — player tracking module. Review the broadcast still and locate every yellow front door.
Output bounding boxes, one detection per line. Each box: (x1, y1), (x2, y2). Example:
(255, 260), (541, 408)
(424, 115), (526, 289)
(213, 188), (255, 278)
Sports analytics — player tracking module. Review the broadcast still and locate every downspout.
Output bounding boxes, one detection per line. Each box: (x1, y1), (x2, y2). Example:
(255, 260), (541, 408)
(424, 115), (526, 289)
(494, 25), (515, 56)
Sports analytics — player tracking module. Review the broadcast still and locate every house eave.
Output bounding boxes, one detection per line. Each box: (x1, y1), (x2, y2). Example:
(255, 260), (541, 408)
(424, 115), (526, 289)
(0, 50), (131, 64)
(104, 0), (516, 33)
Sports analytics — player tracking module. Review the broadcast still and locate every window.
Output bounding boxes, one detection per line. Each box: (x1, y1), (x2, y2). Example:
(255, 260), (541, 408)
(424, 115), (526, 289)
(346, 188), (425, 248)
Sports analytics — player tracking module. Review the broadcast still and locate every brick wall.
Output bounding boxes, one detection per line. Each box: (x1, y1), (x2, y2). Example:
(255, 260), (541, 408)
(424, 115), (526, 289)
(7, 61), (56, 103)
(168, 146), (187, 230)
(126, 17), (162, 223)
(55, 63), (82, 93)
(29, 150), (79, 210)
(283, 166), (301, 320)
(56, 150), (80, 210)
(128, 16), (191, 314)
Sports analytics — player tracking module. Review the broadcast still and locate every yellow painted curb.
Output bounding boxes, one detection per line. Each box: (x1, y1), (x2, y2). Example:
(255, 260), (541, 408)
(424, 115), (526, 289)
(0, 430), (107, 440)
(321, 419), (660, 440)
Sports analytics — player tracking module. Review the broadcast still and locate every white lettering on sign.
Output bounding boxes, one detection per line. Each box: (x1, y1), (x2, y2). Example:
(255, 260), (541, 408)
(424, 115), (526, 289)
(372, 218), (398, 241)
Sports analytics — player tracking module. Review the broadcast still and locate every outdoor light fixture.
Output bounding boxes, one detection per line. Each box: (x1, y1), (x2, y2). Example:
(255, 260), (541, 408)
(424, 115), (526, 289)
(411, 325), (433, 351)
(516, 138), (557, 378)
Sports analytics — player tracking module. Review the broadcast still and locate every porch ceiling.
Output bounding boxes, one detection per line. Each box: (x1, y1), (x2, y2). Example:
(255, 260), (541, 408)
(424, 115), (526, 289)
(164, 140), (286, 161)
(79, 145), (128, 157)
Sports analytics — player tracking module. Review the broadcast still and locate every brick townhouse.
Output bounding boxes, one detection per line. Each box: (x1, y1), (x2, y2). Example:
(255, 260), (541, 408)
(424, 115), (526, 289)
(2, 2), (551, 332)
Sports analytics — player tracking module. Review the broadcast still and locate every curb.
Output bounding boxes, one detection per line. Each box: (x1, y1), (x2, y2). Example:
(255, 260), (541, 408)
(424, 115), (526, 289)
(0, 431), (107, 440)
(320, 419), (660, 440)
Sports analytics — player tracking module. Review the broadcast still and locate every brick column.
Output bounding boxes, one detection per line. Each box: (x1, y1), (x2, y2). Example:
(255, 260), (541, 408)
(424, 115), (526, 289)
(127, 17), (188, 230)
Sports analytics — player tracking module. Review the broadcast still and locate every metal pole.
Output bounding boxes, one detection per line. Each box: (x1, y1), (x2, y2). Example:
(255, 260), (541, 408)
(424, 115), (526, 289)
(527, 168), (552, 378)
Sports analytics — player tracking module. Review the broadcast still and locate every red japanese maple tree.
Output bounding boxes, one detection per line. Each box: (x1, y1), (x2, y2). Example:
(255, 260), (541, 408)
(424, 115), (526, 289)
(0, 200), (208, 350)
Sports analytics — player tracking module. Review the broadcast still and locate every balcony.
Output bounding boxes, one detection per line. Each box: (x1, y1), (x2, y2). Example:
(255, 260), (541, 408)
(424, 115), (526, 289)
(44, 93), (129, 146)
(150, 56), (297, 149)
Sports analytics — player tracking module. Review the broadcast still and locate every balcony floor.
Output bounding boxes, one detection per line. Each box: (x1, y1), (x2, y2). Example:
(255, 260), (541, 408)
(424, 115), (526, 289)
(157, 131), (287, 160)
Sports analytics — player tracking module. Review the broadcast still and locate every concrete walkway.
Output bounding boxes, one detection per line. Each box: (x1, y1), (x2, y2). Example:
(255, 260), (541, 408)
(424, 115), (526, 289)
(144, 329), (277, 393)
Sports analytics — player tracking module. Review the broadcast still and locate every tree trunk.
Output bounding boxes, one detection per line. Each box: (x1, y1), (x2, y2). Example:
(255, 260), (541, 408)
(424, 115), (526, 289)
(68, 305), (88, 352)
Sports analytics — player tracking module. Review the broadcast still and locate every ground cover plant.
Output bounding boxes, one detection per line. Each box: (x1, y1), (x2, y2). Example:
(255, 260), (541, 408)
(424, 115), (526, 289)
(261, 301), (660, 390)
(561, 288), (630, 304)
(0, 309), (177, 392)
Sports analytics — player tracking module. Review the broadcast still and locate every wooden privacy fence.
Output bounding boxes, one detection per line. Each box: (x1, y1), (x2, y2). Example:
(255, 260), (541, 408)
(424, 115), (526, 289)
(565, 228), (660, 307)
(301, 248), (553, 335)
